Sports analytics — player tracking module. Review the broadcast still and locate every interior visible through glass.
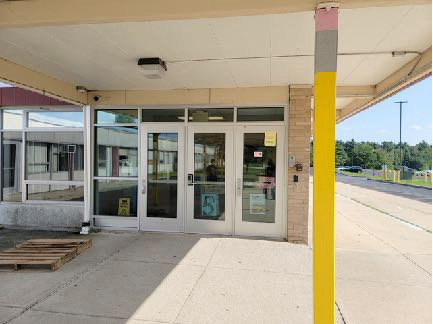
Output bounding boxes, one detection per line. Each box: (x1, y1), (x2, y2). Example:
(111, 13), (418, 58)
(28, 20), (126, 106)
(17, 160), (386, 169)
(147, 133), (178, 218)
(94, 179), (137, 216)
(242, 133), (276, 223)
(193, 133), (225, 220)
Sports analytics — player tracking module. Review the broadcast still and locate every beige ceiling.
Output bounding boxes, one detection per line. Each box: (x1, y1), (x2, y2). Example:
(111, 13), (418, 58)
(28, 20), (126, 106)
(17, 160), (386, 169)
(0, 5), (430, 93)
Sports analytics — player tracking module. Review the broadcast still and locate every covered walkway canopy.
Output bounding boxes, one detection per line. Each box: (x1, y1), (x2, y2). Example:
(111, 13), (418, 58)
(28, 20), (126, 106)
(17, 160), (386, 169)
(0, 0), (430, 119)
(0, 1), (431, 324)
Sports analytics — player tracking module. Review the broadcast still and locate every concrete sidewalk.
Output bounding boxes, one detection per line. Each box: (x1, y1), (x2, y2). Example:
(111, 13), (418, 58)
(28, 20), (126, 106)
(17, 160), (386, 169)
(0, 226), (430, 324)
(0, 178), (431, 324)
(0, 231), (320, 324)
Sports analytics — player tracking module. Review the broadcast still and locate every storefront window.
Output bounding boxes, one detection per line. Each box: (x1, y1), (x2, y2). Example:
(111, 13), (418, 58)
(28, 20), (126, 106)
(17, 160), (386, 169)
(28, 111), (83, 128)
(188, 108), (233, 122)
(1, 132), (22, 202)
(27, 184), (84, 201)
(142, 109), (185, 122)
(94, 127), (138, 177)
(1, 108), (84, 203)
(237, 107), (284, 122)
(2, 110), (23, 129)
(26, 132), (84, 181)
(95, 109), (138, 124)
(94, 179), (137, 216)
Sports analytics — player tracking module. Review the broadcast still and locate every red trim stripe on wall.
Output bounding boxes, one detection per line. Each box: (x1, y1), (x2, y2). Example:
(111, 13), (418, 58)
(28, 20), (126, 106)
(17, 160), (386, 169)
(0, 87), (69, 106)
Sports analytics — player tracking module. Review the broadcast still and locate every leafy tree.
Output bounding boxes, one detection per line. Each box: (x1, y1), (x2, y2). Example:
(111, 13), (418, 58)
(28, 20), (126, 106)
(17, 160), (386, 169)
(335, 141), (348, 166)
(352, 143), (379, 168)
(310, 139), (431, 170)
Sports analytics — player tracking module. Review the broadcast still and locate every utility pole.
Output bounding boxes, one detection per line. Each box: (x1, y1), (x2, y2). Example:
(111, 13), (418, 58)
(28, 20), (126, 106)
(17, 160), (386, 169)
(395, 101), (408, 167)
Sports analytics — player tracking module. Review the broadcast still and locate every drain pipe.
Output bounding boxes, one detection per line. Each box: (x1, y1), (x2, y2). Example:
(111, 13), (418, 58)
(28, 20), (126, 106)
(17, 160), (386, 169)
(80, 105), (91, 235)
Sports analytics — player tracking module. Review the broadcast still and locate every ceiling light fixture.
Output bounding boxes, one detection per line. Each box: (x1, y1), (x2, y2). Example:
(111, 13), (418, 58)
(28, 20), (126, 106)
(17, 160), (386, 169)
(391, 51), (408, 57)
(138, 57), (167, 79)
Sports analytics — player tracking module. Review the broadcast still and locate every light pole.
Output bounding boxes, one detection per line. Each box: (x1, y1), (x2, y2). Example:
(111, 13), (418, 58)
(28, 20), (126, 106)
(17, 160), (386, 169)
(395, 101), (408, 167)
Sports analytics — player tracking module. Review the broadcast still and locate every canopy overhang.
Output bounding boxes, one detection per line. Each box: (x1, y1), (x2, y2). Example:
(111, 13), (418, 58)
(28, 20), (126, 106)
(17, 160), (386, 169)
(0, 0), (431, 119)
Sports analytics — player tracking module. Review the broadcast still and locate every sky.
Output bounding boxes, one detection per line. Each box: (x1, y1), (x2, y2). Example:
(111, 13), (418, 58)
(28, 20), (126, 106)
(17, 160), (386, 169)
(336, 77), (432, 145)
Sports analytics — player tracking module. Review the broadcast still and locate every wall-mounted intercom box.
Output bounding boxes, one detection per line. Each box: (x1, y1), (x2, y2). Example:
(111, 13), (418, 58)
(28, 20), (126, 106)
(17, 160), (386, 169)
(288, 156), (296, 167)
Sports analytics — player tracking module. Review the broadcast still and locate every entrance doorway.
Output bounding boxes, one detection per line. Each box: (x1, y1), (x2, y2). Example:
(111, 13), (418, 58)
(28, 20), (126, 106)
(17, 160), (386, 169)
(140, 125), (185, 232)
(140, 122), (286, 238)
(234, 126), (285, 238)
(186, 125), (234, 235)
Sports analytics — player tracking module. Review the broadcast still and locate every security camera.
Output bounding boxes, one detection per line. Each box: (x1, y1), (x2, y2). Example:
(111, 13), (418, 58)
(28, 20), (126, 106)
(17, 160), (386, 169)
(93, 96), (101, 102)
(76, 85), (87, 94)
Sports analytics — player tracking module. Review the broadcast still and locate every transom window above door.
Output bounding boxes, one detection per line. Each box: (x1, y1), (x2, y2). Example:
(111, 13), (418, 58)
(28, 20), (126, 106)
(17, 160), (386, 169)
(138, 107), (285, 123)
(188, 108), (234, 122)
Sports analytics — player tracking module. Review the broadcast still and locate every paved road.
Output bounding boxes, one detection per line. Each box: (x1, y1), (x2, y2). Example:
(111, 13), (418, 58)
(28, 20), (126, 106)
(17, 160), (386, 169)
(336, 173), (432, 204)
(335, 173), (432, 232)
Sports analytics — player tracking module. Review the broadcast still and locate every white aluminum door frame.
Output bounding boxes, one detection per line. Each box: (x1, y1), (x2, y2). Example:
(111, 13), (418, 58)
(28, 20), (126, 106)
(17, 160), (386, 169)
(139, 124), (185, 232)
(186, 125), (234, 235)
(234, 125), (285, 238)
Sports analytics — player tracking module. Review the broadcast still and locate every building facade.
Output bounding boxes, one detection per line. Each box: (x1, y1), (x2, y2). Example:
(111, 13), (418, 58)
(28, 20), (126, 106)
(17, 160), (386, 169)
(0, 86), (311, 243)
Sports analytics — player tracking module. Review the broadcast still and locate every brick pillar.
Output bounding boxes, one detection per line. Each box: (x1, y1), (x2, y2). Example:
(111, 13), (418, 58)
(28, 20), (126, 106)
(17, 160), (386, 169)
(287, 85), (312, 244)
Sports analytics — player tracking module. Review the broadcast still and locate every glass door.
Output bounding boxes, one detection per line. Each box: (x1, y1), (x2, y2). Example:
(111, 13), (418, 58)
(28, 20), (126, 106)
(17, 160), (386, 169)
(186, 126), (234, 235)
(140, 125), (184, 232)
(234, 126), (285, 238)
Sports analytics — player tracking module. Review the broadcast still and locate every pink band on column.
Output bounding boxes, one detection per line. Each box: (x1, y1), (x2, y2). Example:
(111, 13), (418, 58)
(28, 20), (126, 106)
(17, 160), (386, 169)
(315, 8), (338, 32)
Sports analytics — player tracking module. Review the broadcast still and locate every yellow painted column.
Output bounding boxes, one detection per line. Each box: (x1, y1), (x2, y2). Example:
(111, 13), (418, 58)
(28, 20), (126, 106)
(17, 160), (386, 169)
(313, 4), (338, 324)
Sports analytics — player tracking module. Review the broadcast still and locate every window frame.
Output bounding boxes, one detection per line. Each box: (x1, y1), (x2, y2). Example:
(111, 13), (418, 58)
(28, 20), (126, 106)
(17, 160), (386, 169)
(92, 108), (139, 219)
(0, 107), (85, 205)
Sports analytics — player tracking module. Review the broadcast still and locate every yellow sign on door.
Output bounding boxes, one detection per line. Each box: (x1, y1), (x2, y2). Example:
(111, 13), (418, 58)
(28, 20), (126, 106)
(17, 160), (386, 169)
(118, 198), (131, 216)
(264, 132), (276, 146)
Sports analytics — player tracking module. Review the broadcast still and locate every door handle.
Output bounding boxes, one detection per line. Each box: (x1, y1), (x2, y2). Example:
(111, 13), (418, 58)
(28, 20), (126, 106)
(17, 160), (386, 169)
(141, 178), (146, 194)
(188, 173), (194, 186)
(237, 178), (242, 196)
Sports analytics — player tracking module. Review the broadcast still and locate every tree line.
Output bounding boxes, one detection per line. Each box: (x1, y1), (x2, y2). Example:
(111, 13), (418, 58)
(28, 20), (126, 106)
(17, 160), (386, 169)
(310, 140), (432, 170)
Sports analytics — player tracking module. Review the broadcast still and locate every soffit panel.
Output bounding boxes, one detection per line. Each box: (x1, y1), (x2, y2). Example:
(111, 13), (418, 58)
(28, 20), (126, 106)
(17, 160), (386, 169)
(271, 56), (314, 85)
(0, 5), (430, 90)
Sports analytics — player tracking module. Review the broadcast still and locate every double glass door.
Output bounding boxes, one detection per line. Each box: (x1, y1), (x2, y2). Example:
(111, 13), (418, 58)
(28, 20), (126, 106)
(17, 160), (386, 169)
(140, 124), (285, 238)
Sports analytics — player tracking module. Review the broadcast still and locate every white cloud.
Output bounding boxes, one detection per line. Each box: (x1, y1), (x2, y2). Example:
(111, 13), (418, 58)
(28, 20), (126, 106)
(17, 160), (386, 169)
(411, 124), (422, 131)
(379, 129), (389, 134)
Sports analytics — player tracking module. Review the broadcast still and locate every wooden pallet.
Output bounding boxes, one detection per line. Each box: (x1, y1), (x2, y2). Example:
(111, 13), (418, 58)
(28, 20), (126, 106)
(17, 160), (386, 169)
(0, 238), (92, 271)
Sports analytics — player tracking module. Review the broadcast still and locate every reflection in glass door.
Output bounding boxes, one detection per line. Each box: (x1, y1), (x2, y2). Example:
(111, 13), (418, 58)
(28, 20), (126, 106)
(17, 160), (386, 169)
(186, 126), (234, 235)
(235, 126), (285, 238)
(140, 125), (184, 232)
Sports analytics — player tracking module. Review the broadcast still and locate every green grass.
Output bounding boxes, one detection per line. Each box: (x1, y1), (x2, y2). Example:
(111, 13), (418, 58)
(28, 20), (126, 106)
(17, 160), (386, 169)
(399, 179), (432, 188)
(337, 170), (432, 188)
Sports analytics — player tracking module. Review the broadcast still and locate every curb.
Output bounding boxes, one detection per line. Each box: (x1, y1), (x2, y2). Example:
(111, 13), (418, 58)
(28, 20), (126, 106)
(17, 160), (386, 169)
(366, 178), (432, 190)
